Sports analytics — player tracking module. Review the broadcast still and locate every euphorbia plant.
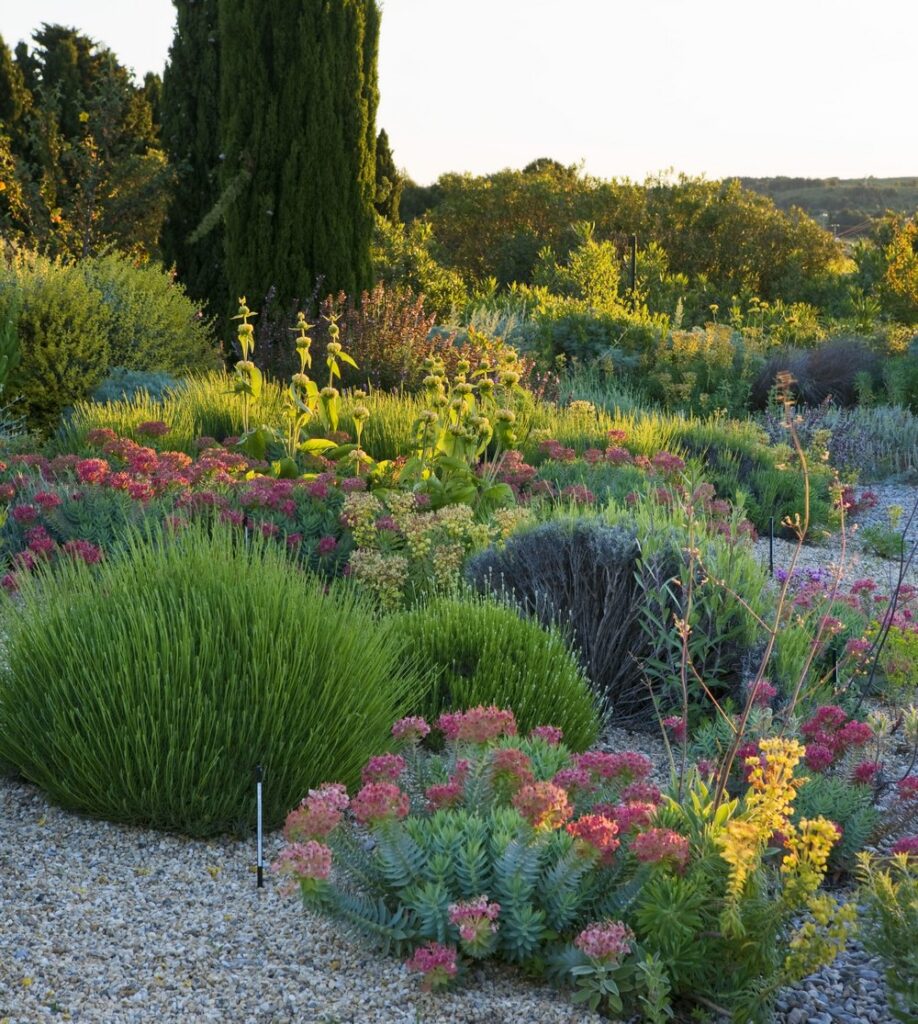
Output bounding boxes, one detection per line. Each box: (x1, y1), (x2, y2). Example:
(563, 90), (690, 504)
(275, 708), (855, 1022)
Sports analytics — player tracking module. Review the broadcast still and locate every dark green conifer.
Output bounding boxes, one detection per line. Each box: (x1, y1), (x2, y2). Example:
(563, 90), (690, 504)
(161, 0), (224, 313)
(216, 0), (380, 311)
(374, 128), (402, 223)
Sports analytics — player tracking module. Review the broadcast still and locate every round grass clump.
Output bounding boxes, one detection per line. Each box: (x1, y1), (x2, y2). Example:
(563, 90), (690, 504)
(0, 527), (425, 836)
(389, 595), (601, 751)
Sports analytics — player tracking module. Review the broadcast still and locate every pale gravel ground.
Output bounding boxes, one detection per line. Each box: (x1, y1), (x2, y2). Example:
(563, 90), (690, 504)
(0, 776), (602, 1024)
(753, 482), (918, 590)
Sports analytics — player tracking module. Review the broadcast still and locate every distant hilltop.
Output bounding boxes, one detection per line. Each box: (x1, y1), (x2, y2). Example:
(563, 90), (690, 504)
(734, 176), (918, 236)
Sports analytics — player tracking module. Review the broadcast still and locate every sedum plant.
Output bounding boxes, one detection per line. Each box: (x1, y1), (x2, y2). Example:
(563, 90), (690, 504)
(276, 713), (855, 1022)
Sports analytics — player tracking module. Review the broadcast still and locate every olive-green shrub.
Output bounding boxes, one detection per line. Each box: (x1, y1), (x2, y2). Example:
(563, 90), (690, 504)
(0, 527), (426, 836)
(388, 595), (601, 751)
(0, 254), (111, 431)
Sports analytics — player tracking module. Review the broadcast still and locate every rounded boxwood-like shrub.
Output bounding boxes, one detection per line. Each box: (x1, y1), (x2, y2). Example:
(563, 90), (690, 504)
(0, 527), (425, 836)
(388, 595), (600, 751)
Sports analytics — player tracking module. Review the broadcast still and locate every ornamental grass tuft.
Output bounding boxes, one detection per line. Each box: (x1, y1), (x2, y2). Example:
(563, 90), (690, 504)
(0, 525), (426, 836)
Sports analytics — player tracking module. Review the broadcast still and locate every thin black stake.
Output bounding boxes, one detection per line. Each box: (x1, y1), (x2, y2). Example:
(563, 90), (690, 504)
(768, 516), (775, 576)
(255, 764), (264, 889)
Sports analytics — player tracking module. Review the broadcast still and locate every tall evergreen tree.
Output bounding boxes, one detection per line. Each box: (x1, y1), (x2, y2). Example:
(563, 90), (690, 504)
(217, 0), (379, 312)
(374, 127), (401, 223)
(161, 0), (224, 313)
(1, 26), (168, 257)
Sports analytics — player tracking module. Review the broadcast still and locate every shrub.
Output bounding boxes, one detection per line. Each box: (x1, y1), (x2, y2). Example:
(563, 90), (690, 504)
(857, 852), (918, 1023)
(90, 368), (182, 405)
(467, 520), (657, 723)
(81, 253), (218, 373)
(388, 596), (600, 751)
(0, 526), (425, 835)
(751, 337), (881, 409)
(0, 253), (111, 431)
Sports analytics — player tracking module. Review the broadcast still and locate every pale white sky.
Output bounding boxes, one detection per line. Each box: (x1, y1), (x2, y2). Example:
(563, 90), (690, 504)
(3, 0), (916, 183)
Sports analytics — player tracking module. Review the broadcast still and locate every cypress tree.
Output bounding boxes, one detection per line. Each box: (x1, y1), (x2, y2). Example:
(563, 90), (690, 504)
(374, 127), (402, 223)
(217, 0), (379, 312)
(161, 0), (225, 313)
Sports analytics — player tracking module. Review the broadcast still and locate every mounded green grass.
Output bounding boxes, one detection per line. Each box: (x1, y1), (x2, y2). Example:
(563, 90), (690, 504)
(0, 526), (426, 835)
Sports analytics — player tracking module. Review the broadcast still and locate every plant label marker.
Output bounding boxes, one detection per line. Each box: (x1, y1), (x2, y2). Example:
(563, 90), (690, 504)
(256, 764), (264, 889)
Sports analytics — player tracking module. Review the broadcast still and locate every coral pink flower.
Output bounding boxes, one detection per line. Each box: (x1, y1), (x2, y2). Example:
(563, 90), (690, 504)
(609, 800), (656, 833)
(61, 539), (102, 565)
(11, 504), (40, 524)
(271, 840), (332, 892)
(512, 782), (572, 831)
(361, 754), (407, 785)
(75, 458), (110, 484)
(575, 920), (634, 963)
(631, 828), (690, 873)
(33, 491), (62, 510)
(448, 896), (501, 950)
(284, 785), (347, 843)
(529, 725), (564, 745)
(351, 782), (409, 826)
(566, 814), (620, 863)
(136, 421), (170, 437)
(897, 777), (918, 802)
(621, 781), (661, 805)
(573, 750), (652, 783)
(391, 716), (431, 743)
(890, 836), (918, 857)
(489, 747), (534, 790)
(662, 716), (687, 743)
(852, 761), (881, 786)
(404, 942), (458, 991)
(437, 706), (517, 744)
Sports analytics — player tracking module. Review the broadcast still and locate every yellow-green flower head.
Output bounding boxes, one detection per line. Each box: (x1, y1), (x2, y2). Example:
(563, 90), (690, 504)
(448, 424), (465, 437)
(501, 349), (517, 365)
(238, 322), (255, 336)
(353, 389), (368, 400)
(423, 375), (442, 389)
(422, 357), (436, 370)
(353, 405), (370, 422)
(450, 398), (464, 412)
(237, 360), (256, 372)
(328, 322), (340, 339)
(499, 370), (521, 386)
(455, 382), (474, 396)
(432, 394), (449, 408)
(420, 409), (439, 424)
(292, 372), (310, 388)
(495, 408), (516, 423)
(320, 386), (339, 399)
(477, 378), (494, 392)
(327, 341), (342, 356)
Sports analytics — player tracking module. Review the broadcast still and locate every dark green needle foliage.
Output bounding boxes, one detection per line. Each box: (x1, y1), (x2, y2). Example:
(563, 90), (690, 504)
(0, 526), (425, 836)
(217, 0), (380, 310)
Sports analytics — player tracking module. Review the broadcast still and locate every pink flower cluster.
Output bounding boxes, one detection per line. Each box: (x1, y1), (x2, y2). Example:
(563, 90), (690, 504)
(490, 747), (535, 790)
(746, 678), (778, 708)
(271, 840), (333, 892)
(529, 725), (564, 745)
(361, 754), (407, 785)
(404, 942), (458, 991)
(662, 716), (687, 743)
(573, 750), (652, 784)
(897, 777), (918, 802)
(448, 896), (501, 947)
(566, 814), (620, 863)
(437, 706), (517, 744)
(890, 836), (918, 857)
(425, 760), (471, 810)
(574, 920), (634, 964)
(512, 781), (573, 830)
(283, 783), (349, 843)
(351, 782), (410, 826)
(605, 801), (656, 833)
(801, 706), (873, 772)
(852, 761), (881, 786)
(631, 827), (691, 873)
(391, 716), (431, 743)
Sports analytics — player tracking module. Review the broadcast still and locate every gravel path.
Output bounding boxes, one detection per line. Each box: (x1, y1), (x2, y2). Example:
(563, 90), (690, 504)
(0, 776), (602, 1024)
(753, 483), (918, 590)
